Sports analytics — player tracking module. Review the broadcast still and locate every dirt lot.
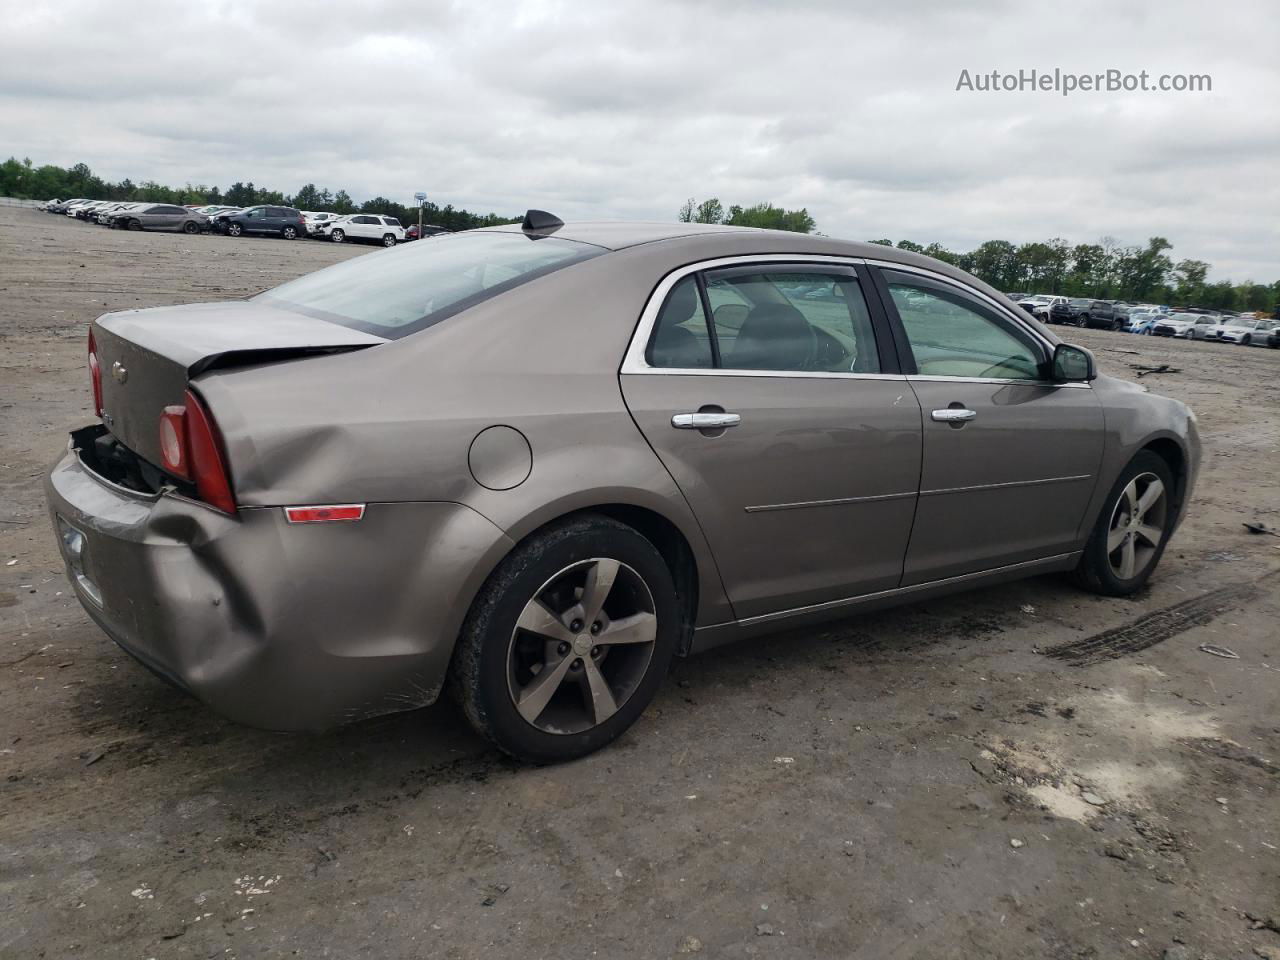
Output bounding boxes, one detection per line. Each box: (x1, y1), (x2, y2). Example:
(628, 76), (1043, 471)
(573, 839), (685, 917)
(1, 205), (1278, 960)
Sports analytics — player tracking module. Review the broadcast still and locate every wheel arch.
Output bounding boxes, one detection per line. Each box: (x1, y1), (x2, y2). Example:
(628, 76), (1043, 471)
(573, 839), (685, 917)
(490, 501), (704, 656)
(1140, 435), (1189, 518)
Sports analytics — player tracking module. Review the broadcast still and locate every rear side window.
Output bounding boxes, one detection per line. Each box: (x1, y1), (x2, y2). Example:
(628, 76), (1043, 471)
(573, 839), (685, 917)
(257, 232), (602, 339)
(647, 268), (880, 373)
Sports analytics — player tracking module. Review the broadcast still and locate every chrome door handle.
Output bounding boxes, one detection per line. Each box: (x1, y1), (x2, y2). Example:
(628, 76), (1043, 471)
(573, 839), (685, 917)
(672, 412), (741, 429)
(931, 408), (977, 423)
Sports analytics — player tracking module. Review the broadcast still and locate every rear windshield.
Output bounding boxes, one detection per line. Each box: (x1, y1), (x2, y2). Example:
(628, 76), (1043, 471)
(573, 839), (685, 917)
(256, 232), (601, 338)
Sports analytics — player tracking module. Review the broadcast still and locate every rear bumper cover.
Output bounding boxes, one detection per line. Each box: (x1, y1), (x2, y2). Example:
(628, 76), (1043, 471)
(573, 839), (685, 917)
(45, 440), (514, 731)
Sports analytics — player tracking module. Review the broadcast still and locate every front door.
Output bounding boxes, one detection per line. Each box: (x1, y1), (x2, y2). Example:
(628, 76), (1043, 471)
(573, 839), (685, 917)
(621, 264), (922, 620)
(872, 268), (1105, 585)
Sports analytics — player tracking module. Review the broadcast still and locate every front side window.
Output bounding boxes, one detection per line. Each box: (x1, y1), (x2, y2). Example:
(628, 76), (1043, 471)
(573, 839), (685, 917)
(647, 267), (880, 373)
(886, 273), (1043, 380)
(258, 231), (601, 339)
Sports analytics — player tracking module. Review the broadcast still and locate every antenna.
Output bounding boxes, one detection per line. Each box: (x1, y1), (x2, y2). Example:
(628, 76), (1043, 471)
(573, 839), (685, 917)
(521, 209), (564, 232)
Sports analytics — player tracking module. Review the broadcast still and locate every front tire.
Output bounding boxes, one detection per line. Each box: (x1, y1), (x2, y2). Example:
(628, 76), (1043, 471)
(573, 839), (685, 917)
(330, 228), (345, 243)
(450, 515), (679, 763)
(227, 223), (243, 238)
(1073, 451), (1175, 597)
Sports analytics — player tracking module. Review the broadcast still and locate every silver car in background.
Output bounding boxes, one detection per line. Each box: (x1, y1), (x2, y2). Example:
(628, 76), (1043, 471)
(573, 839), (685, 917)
(110, 203), (208, 233)
(1214, 317), (1278, 346)
(46, 214), (1200, 763)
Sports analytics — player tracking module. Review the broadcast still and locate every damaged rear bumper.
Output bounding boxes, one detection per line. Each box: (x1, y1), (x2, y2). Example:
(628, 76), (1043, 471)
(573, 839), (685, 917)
(45, 435), (514, 731)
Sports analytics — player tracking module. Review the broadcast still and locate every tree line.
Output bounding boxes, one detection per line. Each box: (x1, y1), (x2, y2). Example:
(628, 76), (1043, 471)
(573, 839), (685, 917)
(0, 157), (518, 233)
(867, 236), (1276, 312)
(679, 197), (1276, 312)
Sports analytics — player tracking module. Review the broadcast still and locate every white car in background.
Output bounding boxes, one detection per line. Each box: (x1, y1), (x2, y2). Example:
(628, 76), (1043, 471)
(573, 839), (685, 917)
(1215, 317), (1278, 346)
(325, 213), (406, 246)
(303, 211), (341, 236)
(1151, 312), (1219, 339)
(1016, 294), (1067, 321)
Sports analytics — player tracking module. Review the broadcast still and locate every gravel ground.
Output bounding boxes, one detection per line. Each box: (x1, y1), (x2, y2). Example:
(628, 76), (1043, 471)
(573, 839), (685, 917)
(1, 206), (1278, 960)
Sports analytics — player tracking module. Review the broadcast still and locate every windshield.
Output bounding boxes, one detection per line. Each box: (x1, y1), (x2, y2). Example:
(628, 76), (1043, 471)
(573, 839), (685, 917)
(257, 231), (602, 338)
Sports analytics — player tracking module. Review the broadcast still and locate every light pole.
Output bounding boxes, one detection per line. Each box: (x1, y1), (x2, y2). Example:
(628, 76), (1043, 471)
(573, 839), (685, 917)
(414, 191), (426, 238)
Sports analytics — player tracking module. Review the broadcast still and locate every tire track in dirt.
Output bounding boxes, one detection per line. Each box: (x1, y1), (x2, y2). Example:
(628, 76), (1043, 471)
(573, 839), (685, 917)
(1042, 571), (1278, 665)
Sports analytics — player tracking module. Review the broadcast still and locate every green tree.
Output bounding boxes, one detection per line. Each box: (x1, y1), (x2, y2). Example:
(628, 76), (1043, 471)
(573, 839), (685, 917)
(332, 190), (355, 214)
(1171, 259), (1209, 305)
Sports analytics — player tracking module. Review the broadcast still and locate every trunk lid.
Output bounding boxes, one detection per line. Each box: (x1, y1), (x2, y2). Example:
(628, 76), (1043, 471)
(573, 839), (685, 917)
(93, 300), (385, 469)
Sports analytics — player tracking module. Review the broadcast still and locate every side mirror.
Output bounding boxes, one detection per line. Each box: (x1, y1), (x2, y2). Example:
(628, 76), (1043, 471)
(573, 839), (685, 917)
(1052, 343), (1097, 382)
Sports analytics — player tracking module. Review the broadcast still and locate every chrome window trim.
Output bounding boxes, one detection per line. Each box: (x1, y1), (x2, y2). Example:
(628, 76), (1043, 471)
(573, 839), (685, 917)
(621, 254), (878, 377)
(620, 252), (1091, 389)
(908, 374), (1092, 389)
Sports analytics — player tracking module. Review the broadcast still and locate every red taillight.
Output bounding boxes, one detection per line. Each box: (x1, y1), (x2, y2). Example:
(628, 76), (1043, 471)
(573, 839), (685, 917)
(155, 390), (237, 514)
(88, 330), (103, 417)
(284, 505), (366, 524)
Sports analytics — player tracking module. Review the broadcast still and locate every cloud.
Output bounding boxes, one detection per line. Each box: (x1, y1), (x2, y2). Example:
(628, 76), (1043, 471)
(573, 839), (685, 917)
(0, 0), (1275, 280)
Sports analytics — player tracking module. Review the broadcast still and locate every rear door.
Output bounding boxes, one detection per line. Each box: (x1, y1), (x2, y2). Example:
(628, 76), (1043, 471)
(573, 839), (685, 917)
(620, 261), (922, 620)
(349, 215), (379, 239)
(869, 266), (1104, 584)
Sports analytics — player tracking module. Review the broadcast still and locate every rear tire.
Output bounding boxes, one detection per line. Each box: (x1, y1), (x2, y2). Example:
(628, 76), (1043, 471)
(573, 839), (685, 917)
(1072, 451), (1175, 597)
(182, 220), (199, 234)
(282, 225), (297, 240)
(450, 514), (679, 764)
(382, 233), (396, 247)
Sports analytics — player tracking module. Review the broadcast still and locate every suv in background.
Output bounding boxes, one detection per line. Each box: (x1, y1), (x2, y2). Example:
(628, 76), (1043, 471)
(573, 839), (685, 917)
(211, 205), (306, 240)
(1076, 300), (1125, 330)
(327, 214), (406, 246)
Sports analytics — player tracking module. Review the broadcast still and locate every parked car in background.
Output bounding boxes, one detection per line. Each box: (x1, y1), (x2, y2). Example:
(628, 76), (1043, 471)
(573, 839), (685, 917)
(111, 204), (209, 234)
(1151, 312), (1218, 339)
(1122, 307), (1166, 334)
(405, 223), (450, 241)
(1016, 294), (1067, 322)
(1126, 312), (1167, 337)
(1076, 300), (1126, 330)
(48, 216), (1200, 763)
(73, 201), (110, 220)
(303, 211), (340, 236)
(326, 213), (405, 246)
(1048, 299), (1085, 326)
(47, 198), (86, 213)
(211, 205), (306, 240)
(1215, 317), (1278, 346)
(1267, 326), (1280, 349)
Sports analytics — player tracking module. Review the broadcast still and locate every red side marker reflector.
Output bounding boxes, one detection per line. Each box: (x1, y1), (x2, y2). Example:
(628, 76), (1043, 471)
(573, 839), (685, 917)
(284, 504), (366, 524)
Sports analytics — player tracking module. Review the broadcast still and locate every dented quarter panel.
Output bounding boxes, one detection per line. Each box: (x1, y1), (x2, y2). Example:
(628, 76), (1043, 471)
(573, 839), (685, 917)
(46, 445), (513, 729)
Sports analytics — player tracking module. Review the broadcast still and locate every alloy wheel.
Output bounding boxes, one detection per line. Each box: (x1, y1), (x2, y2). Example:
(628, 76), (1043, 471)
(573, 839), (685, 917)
(331, 229), (344, 242)
(383, 234), (395, 247)
(506, 557), (658, 735)
(1106, 472), (1167, 580)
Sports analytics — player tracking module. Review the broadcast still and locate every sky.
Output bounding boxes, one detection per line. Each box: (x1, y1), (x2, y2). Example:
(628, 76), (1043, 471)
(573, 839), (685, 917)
(1, 0), (1276, 281)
